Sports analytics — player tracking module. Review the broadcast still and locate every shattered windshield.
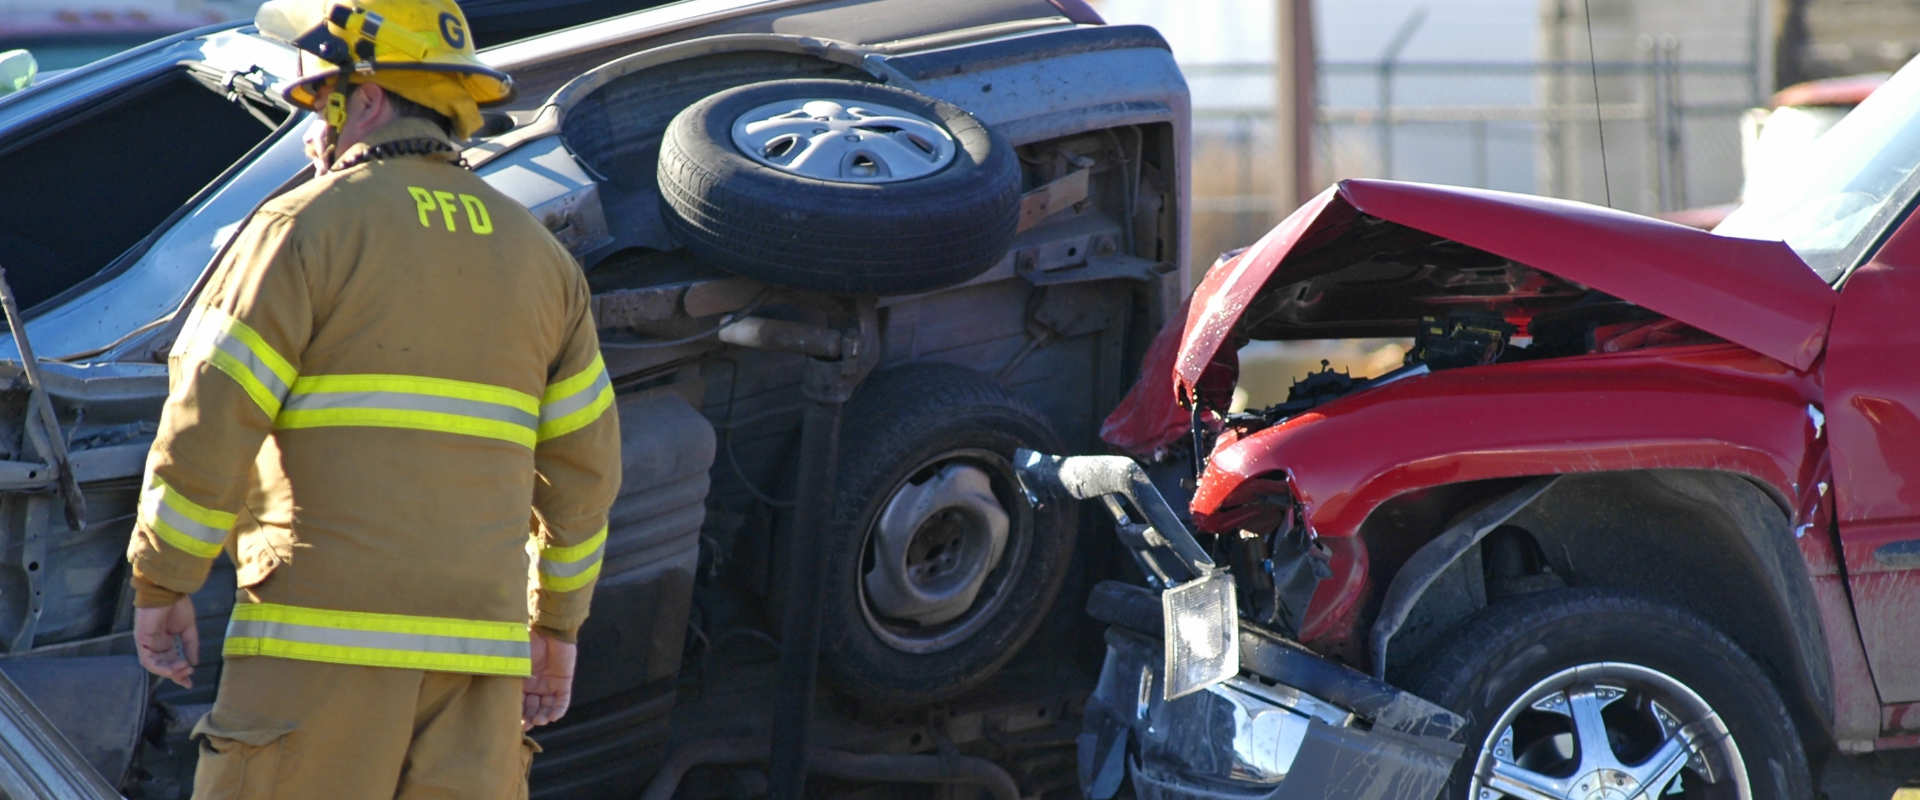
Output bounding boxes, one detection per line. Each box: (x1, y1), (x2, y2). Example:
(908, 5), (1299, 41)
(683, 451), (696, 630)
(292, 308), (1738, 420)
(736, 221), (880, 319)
(1716, 53), (1920, 283)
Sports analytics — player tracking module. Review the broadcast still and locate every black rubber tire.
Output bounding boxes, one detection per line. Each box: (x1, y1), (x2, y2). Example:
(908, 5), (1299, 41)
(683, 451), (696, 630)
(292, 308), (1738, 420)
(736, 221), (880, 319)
(1405, 589), (1812, 799)
(815, 363), (1077, 706)
(657, 78), (1020, 295)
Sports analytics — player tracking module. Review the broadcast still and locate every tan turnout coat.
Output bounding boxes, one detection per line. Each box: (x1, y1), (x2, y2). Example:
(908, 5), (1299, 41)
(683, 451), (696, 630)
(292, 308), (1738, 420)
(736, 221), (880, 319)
(126, 118), (621, 676)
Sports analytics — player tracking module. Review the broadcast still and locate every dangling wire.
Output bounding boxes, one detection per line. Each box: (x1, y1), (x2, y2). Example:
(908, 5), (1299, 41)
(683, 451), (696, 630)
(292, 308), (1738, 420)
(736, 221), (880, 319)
(1582, 0), (1614, 207)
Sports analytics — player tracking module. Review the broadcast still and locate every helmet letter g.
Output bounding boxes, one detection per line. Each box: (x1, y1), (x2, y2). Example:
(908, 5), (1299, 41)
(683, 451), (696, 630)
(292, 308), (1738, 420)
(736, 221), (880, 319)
(437, 12), (466, 49)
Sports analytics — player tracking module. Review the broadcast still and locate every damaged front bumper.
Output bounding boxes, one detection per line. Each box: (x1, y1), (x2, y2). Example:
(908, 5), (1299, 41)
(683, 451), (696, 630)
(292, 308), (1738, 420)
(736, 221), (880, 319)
(1079, 587), (1461, 800)
(1015, 451), (1462, 799)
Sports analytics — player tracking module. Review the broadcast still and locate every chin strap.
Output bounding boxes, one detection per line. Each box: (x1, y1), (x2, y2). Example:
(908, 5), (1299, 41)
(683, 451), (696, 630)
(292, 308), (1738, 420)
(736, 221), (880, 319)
(319, 72), (350, 168)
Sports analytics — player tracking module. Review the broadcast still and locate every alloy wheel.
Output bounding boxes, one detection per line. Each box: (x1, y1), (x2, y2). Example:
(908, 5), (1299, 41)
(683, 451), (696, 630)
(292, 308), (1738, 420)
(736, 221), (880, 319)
(1470, 662), (1750, 800)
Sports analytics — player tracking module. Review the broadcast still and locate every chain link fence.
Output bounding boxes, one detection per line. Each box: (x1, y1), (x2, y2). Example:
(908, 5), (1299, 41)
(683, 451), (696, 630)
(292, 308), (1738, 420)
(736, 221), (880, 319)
(1184, 45), (1766, 280)
(1183, 42), (1765, 406)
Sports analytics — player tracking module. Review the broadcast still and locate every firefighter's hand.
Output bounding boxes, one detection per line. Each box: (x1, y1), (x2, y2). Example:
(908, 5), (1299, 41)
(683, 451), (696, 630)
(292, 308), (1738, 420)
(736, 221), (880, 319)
(134, 596), (198, 689)
(523, 629), (575, 731)
(302, 114), (332, 175)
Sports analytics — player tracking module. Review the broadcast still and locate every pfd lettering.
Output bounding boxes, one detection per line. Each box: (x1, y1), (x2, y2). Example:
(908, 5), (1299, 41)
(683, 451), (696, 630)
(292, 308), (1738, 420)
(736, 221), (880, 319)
(407, 186), (494, 235)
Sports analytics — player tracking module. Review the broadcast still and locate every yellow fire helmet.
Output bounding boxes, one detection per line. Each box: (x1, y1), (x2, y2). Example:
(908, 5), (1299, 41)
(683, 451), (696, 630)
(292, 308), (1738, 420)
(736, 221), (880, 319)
(255, 0), (512, 138)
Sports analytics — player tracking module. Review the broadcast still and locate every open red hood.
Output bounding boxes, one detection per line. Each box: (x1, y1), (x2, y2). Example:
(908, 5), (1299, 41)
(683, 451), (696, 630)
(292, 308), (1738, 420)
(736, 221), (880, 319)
(1176, 180), (1837, 401)
(1102, 180), (1838, 456)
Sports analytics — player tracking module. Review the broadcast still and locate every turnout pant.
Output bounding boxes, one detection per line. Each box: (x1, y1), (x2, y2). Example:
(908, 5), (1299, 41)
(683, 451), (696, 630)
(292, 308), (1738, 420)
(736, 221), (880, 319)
(191, 656), (534, 800)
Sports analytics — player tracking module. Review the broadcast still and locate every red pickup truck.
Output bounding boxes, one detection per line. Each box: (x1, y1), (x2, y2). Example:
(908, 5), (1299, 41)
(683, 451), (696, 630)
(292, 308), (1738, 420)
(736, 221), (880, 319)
(1098, 48), (1920, 800)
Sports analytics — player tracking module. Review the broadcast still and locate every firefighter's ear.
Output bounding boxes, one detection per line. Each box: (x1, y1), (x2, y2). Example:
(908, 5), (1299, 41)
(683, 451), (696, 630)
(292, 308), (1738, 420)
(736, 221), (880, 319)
(350, 82), (386, 118)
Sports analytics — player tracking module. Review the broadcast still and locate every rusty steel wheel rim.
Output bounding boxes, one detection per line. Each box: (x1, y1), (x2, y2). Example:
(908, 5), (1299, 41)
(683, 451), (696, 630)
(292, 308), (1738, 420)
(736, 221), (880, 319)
(856, 448), (1030, 654)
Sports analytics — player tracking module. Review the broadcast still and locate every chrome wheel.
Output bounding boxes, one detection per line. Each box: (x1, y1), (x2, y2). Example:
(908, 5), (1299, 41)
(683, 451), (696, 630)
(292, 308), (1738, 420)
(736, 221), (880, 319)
(858, 450), (1026, 654)
(729, 97), (957, 183)
(1470, 662), (1749, 800)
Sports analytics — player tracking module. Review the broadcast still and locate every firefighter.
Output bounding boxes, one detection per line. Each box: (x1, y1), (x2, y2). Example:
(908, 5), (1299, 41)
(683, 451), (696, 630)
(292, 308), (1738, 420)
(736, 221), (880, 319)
(124, 0), (621, 796)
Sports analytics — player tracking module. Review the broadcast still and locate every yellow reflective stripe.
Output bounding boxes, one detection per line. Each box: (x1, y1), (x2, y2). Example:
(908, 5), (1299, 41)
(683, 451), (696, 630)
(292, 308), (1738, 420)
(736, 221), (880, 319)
(540, 525), (607, 564)
(293, 374), (538, 414)
(538, 525), (607, 592)
(224, 603), (531, 676)
(539, 559), (602, 593)
(224, 638), (531, 676)
(186, 309), (297, 419)
(538, 386), (612, 442)
(276, 408), (536, 448)
(138, 475), (233, 559)
(149, 476), (237, 531)
(539, 355), (614, 441)
(150, 518), (224, 559)
(277, 373), (541, 449)
(217, 311), (297, 386)
(203, 348), (285, 418)
(230, 602), (525, 640)
(543, 355), (607, 405)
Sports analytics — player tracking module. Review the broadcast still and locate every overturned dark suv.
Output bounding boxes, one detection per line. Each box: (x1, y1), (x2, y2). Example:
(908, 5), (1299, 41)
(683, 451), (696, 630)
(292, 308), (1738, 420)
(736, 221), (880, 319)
(0, 0), (1193, 796)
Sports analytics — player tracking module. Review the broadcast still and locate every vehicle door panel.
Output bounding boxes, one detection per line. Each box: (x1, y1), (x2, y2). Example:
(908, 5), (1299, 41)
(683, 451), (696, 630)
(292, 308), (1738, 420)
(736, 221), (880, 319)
(1825, 214), (1920, 704)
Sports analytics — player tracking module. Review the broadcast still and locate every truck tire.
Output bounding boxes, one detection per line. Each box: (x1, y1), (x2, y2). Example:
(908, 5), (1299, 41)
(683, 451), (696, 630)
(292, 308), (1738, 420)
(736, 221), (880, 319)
(1405, 589), (1811, 800)
(814, 363), (1076, 706)
(657, 78), (1020, 295)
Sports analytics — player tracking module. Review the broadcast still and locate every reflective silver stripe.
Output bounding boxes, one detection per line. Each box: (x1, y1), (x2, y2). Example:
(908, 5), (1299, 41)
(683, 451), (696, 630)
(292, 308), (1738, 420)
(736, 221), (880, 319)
(152, 500), (226, 550)
(282, 390), (539, 429)
(212, 333), (291, 402)
(540, 540), (605, 579)
(540, 369), (612, 423)
(226, 618), (532, 659)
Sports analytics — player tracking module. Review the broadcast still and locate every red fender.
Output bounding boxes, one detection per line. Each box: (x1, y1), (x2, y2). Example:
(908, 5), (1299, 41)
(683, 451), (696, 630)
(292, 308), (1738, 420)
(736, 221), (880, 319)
(1191, 343), (1826, 644)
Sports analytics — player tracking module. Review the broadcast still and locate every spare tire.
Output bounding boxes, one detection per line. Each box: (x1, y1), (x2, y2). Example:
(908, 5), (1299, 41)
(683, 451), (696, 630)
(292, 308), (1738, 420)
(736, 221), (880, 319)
(657, 78), (1020, 295)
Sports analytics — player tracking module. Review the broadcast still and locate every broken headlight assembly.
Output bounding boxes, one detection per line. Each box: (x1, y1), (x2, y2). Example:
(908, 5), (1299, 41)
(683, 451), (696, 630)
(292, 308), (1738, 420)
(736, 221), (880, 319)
(1014, 450), (1239, 700)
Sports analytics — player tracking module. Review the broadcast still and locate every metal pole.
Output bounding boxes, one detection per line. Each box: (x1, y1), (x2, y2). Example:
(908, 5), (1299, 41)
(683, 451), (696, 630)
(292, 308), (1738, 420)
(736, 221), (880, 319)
(1376, 64), (1392, 178)
(1291, 0), (1318, 206)
(1272, 0), (1298, 213)
(1662, 37), (1688, 210)
(1272, 0), (1318, 211)
(1544, 0), (1571, 199)
(1748, 0), (1771, 107)
(1642, 35), (1664, 212)
(1234, 114), (1253, 246)
(1375, 8), (1428, 179)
